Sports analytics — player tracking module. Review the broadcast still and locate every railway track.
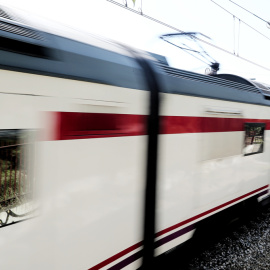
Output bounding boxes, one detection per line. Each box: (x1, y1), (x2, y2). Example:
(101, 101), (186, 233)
(155, 200), (270, 270)
(188, 202), (270, 269)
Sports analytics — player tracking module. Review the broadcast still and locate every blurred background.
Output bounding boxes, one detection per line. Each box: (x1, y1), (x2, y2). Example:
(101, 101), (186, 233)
(0, 0), (270, 83)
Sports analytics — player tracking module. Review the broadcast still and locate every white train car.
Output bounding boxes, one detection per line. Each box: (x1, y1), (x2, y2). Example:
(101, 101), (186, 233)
(0, 6), (270, 270)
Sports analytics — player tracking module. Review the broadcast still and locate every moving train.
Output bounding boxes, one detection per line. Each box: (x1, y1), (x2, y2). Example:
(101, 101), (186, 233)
(0, 5), (270, 270)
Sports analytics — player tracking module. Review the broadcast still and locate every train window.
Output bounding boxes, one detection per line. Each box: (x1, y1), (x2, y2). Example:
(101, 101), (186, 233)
(243, 123), (265, 156)
(0, 36), (51, 59)
(0, 130), (36, 227)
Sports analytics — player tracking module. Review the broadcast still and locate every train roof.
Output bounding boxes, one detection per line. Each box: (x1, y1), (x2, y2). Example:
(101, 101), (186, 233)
(215, 73), (270, 97)
(0, 5), (143, 57)
(0, 5), (155, 90)
(0, 6), (270, 107)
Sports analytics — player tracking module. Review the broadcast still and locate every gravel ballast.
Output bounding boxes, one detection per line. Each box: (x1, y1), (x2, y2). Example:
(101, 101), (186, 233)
(189, 204), (270, 269)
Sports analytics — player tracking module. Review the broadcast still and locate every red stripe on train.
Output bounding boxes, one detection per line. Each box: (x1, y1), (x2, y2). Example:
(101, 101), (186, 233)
(53, 112), (147, 140)
(88, 185), (268, 270)
(51, 112), (270, 140)
(88, 242), (142, 270)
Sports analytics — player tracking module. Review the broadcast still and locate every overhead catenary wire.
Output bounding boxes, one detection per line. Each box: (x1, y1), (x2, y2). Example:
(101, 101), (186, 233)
(106, 0), (270, 72)
(228, 0), (268, 24)
(211, 0), (270, 43)
(237, 19), (241, 56)
(107, 0), (185, 33)
(233, 15), (235, 54)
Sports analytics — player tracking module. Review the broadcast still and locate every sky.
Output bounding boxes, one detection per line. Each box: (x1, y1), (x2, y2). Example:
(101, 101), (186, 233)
(0, 0), (270, 83)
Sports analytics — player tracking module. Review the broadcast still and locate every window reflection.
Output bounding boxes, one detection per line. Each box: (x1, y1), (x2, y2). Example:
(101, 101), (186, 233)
(244, 123), (265, 156)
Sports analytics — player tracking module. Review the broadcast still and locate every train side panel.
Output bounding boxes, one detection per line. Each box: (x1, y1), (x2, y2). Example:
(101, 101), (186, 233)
(0, 69), (149, 269)
(156, 93), (270, 255)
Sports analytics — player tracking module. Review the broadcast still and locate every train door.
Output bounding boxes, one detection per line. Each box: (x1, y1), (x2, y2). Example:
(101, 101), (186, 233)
(198, 105), (244, 209)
